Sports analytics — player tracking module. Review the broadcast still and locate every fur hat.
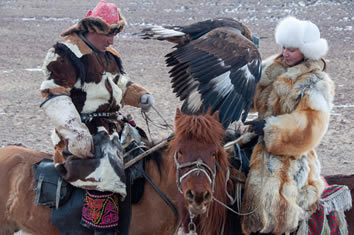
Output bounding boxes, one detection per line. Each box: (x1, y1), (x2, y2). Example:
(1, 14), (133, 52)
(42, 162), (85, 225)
(61, 0), (126, 37)
(275, 16), (328, 60)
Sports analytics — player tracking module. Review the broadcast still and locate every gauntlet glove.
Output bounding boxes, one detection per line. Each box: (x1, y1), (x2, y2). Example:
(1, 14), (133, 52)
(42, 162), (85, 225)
(244, 119), (266, 136)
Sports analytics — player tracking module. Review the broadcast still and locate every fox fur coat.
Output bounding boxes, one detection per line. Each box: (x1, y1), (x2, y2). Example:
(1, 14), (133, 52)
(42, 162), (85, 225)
(240, 54), (335, 234)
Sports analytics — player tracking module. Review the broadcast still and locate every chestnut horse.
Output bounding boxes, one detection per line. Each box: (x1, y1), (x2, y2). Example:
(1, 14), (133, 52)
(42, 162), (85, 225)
(0, 144), (179, 235)
(170, 110), (238, 235)
(0, 110), (234, 235)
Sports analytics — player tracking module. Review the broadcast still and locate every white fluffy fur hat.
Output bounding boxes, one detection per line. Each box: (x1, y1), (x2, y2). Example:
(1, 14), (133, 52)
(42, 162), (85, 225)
(275, 16), (328, 60)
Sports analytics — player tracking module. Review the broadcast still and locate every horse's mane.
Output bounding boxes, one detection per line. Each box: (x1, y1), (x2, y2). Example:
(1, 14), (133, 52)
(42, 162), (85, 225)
(172, 112), (225, 148)
(169, 112), (231, 234)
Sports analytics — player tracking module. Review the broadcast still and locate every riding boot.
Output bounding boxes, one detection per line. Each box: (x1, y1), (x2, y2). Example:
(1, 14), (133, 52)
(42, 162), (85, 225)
(117, 170), (132, 235)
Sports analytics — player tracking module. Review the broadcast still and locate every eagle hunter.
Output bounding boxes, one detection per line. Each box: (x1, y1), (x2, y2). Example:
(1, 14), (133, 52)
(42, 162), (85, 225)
(139, 17), (262, 128)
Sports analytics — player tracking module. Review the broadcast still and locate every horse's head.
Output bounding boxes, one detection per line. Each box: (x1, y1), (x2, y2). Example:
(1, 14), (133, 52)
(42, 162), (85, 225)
(171, 109), (228, 218)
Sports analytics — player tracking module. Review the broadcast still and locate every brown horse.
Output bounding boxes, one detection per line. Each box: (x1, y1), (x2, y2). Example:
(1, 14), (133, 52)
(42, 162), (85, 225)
(0, 110), (232, 235)
(170, 109), (238, 235)
(0, 144), (180, 235)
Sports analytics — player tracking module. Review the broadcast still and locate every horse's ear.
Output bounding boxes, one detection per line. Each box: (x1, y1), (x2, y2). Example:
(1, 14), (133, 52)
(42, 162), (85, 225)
(212, 110), (220, 122)
(175, 108), (182, 120)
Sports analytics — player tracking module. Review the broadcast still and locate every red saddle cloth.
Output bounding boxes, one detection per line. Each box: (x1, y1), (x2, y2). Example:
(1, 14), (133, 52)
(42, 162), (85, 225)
(81, 191), (119, 230)
(306, 185), (352, 235)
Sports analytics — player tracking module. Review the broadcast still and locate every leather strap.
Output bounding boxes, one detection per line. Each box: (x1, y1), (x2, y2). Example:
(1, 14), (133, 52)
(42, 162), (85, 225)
(140, 168), (178, 218)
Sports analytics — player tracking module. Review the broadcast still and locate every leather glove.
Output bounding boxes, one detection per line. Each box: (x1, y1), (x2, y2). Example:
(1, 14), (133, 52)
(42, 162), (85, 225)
(244, 119), (266, 136)
(140, 93), (155, 112)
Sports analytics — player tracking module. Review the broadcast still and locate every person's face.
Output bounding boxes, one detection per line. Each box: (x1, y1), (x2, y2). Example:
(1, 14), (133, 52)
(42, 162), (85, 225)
(282, 47), (304, 66)
(86, 32), (115, 52)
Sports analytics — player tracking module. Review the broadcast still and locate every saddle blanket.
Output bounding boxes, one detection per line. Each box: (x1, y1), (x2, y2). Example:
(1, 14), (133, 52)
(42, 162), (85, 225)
(301, 184), (352, 235)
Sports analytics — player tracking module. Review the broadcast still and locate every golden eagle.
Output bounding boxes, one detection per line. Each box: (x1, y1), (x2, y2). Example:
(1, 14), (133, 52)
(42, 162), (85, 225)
(139, 17), (261, 128)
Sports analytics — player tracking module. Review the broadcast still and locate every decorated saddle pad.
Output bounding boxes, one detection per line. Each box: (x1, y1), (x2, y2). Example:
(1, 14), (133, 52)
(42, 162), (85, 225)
(304, 185), (352, 235)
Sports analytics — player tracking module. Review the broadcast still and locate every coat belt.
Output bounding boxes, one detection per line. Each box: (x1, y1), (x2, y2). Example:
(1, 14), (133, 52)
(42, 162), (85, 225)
(80, 112), (117, 122)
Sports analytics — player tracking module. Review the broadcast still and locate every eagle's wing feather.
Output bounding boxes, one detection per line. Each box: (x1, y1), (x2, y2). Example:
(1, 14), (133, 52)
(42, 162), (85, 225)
(166, 27), (261, 127)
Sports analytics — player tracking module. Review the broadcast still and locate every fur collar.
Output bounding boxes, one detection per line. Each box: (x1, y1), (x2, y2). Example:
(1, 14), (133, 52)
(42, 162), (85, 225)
(260, 54), (325, 86)
(276, 56), (325, 81)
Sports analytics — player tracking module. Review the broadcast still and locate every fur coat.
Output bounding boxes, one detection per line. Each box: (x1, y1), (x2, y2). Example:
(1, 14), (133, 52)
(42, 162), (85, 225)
(40, 32), (148, 128)
(240, 54), (335, 234)
(39, 32), (149, 194)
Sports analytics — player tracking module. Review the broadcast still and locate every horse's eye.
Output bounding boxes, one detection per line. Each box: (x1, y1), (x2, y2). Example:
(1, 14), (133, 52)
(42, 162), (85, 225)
(212, 152), (216, 158)
(178, 150), (183, 155)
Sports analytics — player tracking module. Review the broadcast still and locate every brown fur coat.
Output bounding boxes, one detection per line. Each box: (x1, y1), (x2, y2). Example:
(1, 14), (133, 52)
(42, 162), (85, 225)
(39, 33), (149, 193)
(240, 54), (335, 234)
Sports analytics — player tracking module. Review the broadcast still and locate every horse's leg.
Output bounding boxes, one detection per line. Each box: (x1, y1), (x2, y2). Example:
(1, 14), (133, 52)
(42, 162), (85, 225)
(0, 146), (59, 235)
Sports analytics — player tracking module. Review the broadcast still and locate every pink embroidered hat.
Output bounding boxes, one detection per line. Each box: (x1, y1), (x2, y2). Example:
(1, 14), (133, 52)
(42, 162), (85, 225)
(61, 0), (126, 37)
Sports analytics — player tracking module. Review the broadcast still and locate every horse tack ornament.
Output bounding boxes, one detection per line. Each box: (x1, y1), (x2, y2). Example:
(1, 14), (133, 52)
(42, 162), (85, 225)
(187, 212), (198, 235)
(174, 152), (216, 194)
(177, 211), (198, 235)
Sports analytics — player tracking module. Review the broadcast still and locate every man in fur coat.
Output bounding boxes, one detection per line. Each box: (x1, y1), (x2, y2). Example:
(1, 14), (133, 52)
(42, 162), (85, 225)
(239, 16), (335, 234)
(39, 1), (154, 234)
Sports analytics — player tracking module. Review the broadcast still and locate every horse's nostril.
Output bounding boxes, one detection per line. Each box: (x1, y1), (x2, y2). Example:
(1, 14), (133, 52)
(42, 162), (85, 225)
(186, 190), (194, 201)
(204, 191), (211, 201)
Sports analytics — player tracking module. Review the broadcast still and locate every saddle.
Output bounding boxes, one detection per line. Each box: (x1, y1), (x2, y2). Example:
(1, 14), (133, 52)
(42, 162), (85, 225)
(33, 122), (149, 206)
(33, 158), (73, 208)
(32, 123), (149, 234)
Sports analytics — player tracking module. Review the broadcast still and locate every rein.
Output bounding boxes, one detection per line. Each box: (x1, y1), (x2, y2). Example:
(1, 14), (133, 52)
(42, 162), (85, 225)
(141, 105), (174, 140)
(124, 135), (173, 169)
(139, 168), (178, 218)
(123, 134), (178, 218)
(213, 141), (264, 216)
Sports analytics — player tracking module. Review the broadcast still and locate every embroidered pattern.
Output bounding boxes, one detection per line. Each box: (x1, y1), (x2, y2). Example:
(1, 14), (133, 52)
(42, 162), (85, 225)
(307, 185), (347, 234)
(321, 185), (343, 199)
(308, 206), (341, 234)
(81, 191), (119, 229)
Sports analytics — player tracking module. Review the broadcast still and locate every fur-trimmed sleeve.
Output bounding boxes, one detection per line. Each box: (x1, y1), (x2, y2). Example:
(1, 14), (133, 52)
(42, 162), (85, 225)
(263, 74), (334, 157)
(40, 46), (79, 99)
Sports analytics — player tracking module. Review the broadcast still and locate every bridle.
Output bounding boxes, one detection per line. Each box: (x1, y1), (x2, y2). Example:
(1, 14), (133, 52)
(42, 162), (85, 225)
(174, 152), (216, 194)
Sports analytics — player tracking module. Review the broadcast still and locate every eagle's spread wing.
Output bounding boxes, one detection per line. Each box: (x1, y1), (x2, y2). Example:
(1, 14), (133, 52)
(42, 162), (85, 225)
(166, 27), (261, 128)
